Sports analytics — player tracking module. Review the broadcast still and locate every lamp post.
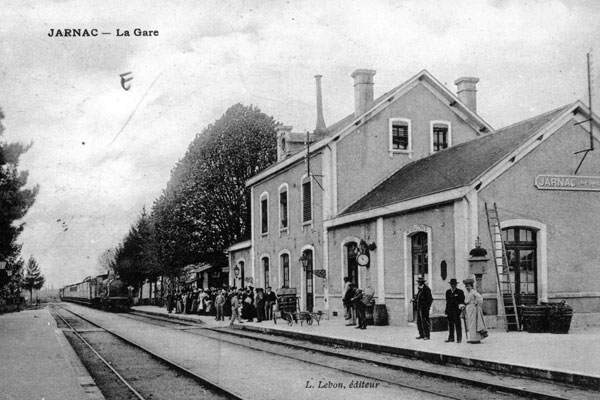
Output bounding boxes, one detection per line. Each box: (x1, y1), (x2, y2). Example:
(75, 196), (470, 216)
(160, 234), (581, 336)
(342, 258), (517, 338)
(468, 237), (489, 293)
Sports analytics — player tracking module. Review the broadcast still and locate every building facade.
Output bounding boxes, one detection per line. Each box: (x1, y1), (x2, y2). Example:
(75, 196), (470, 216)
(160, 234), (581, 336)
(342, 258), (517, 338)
(228, 68), (600, 328)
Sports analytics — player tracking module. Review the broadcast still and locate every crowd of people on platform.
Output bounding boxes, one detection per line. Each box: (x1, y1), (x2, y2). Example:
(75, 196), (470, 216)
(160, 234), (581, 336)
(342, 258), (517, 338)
(341, 275), (487, 343)
(165, 276), (488, 344)
(165, 286), (278, 325)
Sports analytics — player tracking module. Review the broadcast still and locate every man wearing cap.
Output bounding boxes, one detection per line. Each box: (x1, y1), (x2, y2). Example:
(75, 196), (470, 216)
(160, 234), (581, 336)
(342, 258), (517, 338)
(413, 276), (433, 340)
(444, 278), (465, 343)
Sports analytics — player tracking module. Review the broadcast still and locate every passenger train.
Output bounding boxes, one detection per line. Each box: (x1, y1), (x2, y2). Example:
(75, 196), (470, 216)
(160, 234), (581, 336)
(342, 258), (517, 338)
(60, 274), (131, 312)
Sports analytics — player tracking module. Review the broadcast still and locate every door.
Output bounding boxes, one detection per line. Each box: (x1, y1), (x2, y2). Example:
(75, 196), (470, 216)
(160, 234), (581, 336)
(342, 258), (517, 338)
(345, 242), (359, 286)
(411, 232), (428, 320)
(503, 227), (537, 305)
(263, 257), (270, 289)
(304, 250), (314, 312)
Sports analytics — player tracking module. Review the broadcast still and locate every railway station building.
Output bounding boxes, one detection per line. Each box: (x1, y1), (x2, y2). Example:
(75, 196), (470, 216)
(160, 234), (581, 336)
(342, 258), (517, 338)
(227, 68), (600, 328)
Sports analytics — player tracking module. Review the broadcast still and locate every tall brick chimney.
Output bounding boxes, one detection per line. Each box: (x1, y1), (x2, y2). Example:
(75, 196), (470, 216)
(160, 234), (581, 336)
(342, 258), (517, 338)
(314, 75), (327, 136)
(351, 69), (376, 117)
(454, 77), (479, 113)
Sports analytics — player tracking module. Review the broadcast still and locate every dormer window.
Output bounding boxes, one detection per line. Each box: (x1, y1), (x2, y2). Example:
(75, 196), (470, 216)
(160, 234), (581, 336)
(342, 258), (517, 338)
(389, 118), (412, 154)
(430, 121), (451, 153)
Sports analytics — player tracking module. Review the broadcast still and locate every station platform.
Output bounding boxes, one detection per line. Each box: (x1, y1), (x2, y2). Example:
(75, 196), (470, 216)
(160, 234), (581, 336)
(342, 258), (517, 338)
(0, 307), (104, 400)
(132, 305), (600, 389)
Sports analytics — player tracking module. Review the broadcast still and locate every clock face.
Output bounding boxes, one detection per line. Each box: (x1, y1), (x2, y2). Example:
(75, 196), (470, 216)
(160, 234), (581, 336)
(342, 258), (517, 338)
(357, 254), (369, 266)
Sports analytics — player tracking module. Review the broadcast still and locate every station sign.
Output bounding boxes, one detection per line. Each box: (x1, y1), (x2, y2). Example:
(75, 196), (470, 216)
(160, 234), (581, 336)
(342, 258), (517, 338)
(535, 174), (600, 191)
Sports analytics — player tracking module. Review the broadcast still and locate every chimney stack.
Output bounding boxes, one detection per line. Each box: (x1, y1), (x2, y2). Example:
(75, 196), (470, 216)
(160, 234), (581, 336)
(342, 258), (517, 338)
(454, 77), (479, 113)
(351, 69), (376, 117)
(276, 125), (293, 161)
(314, 75), (327, 135)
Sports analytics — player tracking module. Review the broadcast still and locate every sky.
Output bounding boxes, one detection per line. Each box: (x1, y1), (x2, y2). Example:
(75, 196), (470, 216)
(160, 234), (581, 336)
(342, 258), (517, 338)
(1, 0), (599, 288)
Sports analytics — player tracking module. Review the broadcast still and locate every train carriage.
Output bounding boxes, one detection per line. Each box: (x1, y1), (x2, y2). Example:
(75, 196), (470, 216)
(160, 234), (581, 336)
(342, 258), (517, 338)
(61, 273), (130, 312)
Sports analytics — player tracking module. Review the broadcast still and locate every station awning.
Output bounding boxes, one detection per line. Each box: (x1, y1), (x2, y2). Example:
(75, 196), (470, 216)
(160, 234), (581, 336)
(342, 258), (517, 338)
(194, 264), (213, 274)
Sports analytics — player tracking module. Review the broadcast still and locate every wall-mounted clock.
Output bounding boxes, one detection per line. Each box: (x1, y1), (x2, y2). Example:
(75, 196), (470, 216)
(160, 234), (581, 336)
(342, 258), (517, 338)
(357, 253), (370, 266)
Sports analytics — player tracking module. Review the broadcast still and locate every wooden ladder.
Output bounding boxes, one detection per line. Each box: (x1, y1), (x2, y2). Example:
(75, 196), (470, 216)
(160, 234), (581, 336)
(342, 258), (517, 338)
(485, 203), (521, 332)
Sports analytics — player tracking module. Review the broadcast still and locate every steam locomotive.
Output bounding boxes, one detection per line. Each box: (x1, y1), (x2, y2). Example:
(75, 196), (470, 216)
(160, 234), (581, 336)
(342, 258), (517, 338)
(60, 274), (131, 312)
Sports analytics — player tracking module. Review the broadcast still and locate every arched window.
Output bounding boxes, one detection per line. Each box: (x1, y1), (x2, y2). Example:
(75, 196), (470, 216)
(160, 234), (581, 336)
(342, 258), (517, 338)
(279, 184), (289, 230)
(260, 192), (269, 234)
(302, 248), (314, 312)
(280, 253), (290, 288)
(345, 241), (359, 286)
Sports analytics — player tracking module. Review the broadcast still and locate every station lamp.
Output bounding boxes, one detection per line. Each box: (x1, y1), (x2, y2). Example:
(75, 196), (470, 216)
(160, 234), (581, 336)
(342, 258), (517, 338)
(299, 254), (308, 271)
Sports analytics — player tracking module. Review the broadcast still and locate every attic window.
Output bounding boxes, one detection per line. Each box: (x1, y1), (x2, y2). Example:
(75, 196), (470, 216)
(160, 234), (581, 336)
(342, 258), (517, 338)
(389, 118), (412, 153)
(431, 121), (451, 152)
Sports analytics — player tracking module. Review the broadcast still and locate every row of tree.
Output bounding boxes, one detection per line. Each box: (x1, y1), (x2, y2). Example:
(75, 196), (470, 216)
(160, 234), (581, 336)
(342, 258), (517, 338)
(106, 104), (279, 292)
(0, 107), (45, 305)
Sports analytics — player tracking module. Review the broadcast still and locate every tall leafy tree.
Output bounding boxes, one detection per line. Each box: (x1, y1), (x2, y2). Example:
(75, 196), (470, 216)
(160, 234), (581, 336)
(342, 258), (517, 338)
(113, 104), (278, 286)
(96, 248), (116, 275)
(22, 256), (45, 304)
(166, 103), (278, 267)
(0, 107), (38, 293)
(114, 208), (159, 289)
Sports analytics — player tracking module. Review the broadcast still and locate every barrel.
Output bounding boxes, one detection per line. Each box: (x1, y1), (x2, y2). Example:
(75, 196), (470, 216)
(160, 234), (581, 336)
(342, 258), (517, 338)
(547, 301), (573, 334)
(522, 305), (549, 333)
(373, 304), (389, 326)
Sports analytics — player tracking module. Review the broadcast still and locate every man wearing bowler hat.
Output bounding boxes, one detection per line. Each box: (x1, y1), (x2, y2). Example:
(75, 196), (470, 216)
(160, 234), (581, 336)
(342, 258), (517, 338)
(445, 278), (465, 343)
(412, 276), (433, 340)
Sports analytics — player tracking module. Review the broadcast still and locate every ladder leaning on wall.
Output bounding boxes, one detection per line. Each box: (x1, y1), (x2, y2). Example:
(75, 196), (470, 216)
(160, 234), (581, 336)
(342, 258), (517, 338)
(485, 203), (521, 332)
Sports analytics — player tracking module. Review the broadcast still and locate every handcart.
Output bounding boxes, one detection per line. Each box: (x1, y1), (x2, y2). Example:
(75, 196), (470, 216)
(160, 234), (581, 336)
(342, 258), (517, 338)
(273, 287), (299, 326)
(273, 288), (323, 326)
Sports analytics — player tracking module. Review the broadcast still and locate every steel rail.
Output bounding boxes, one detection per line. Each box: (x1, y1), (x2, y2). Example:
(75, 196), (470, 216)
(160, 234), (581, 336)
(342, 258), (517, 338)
(54, 310), (147, 400)
(121, 312), (472, 400)
(57, 305), (245, 400)
(124, 311), (580, 400)
(212, 328), (576, 400)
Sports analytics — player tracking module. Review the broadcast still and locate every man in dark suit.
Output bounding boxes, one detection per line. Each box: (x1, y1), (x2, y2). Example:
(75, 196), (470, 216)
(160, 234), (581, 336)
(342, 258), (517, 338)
(444, 278), (465, 343)
(413, 276), (433, 340)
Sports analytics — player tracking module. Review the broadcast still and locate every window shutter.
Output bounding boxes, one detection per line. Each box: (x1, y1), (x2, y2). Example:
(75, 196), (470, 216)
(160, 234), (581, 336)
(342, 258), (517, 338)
(302, 179), (312, 222)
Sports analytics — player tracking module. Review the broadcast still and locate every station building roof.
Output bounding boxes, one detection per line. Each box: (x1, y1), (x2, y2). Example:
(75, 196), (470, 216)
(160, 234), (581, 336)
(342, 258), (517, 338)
(340, 103), (575, 216)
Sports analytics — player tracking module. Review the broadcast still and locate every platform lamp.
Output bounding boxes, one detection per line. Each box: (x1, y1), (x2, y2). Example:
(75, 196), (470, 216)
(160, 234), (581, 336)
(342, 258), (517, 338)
(468, 237), (489, 293)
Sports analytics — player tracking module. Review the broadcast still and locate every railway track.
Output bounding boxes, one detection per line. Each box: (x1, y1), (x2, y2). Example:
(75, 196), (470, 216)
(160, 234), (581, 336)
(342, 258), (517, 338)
(123, 310), (600, 400)
(56, 305), (599, 400)
(54, 305), (466, 400)
(51, 306), (243, 400)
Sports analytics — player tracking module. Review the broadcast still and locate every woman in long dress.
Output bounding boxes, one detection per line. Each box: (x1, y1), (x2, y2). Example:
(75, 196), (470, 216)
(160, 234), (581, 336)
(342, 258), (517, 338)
(462, 279), (488, 344)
